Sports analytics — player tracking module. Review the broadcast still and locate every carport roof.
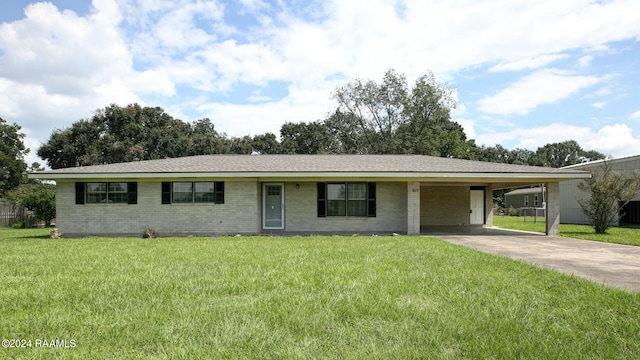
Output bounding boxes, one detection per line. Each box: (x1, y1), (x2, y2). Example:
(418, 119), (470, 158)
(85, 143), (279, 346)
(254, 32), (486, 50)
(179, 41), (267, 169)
(29, 154), (590, 181)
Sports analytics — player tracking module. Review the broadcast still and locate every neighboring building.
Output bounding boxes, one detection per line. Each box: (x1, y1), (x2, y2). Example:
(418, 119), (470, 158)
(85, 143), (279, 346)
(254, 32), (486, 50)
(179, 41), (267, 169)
(561, 154), (640, 225)
(504, 186), (545, 209)
(29, 154), (589, 237)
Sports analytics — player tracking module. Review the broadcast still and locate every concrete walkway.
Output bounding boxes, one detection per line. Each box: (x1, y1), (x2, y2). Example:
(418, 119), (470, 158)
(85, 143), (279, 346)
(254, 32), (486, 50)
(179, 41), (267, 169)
(431, 227), (640, 292)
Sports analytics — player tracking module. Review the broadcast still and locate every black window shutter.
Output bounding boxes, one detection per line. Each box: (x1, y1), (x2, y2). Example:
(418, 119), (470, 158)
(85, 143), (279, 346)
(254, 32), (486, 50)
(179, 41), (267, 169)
(214, 182), (224, 204)
(367, 182), (376, 217)
(161, 182), (171, 204)
(127, 182), (137, 204)
(75, 182), (85, 205)
(317, 182), (326, 217)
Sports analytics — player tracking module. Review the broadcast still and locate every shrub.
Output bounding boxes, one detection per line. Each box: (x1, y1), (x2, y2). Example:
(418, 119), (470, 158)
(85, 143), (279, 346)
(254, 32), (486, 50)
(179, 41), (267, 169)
(508, 206), (520, 217)
(577, 162), (640, 234)
(143, 228), (157, 239)
(50, 228), (61, 239)
(11, 220), (25, 229)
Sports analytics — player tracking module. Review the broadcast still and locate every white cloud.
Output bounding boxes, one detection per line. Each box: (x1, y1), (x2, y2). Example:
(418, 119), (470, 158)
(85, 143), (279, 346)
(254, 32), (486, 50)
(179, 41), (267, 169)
(631, 110), (640, 120)
(454, 118), (476, 140)
(0, 2), (130, 90)
(591, 102), (606, 109)
(476, 123), (595, 150)
(488, 54), (568, 72)
(477, 69), (602, 115)
(129, 68), (176, 96)
(577, 55), (594, 68)
(475, 122), (640, 158)
(586, 123), (640, 157)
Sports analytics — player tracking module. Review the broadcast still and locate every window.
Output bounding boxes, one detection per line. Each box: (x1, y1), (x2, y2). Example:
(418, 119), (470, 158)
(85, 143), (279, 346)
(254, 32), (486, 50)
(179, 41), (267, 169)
(172, 182), (193, 203)
(86, 182), (107, 203)
(524, 195), (529, 207)
(318, 182), (376, 217)
(327, 183), (346, 216)
(195, 182), (216, 203)
(108, 182), (128, 203)
(162, 181), (224, 204)
(76, 182), (137, 204)
(347, 183), (367, 216)
(534, 194), (539, 207)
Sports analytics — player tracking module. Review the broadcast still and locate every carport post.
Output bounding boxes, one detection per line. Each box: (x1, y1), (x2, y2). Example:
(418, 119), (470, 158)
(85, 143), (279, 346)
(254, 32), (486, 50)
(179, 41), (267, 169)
(407, 182), (421, 235)
(485, 186), (494, 227)
(545, 182), (560, 235)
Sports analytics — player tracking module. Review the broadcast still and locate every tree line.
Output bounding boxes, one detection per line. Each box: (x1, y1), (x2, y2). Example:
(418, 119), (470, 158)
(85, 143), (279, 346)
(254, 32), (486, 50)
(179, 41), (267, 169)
(35, 69), (605, 170)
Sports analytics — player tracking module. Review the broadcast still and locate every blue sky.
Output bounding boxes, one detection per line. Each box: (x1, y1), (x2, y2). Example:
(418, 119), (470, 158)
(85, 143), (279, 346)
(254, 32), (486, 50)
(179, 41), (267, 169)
(1, 0), (639, 165)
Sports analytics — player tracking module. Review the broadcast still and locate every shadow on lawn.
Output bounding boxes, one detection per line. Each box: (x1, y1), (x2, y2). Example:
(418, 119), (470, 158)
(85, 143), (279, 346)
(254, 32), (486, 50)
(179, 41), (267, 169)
(14, 234), (52, 240)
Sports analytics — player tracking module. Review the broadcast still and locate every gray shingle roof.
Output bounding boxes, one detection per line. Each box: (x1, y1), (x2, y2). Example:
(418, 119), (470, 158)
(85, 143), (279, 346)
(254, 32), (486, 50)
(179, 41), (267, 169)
(31, 154), (588, 177)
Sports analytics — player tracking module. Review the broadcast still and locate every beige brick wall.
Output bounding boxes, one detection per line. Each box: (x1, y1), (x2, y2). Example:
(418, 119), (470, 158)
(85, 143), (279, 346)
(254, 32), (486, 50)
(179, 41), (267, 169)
(283, 182), (407, 234)
(420, 186), (470, 226)
(57, 180), (408, 236)
(56, 181), (259, 236)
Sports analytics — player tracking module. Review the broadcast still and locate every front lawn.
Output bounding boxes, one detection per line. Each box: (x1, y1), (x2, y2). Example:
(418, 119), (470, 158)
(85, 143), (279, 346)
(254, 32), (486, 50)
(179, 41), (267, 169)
(1, 228), (639, 359)
(494, 215), (640, 246)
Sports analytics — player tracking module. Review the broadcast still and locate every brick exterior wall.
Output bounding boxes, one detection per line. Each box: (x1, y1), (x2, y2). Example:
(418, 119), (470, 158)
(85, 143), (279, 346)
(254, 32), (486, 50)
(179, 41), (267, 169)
(420, 186), (471, 226)
(56, 181), (259, 237)
(283, 182), (407, 234)
(56, 180), (407, 236)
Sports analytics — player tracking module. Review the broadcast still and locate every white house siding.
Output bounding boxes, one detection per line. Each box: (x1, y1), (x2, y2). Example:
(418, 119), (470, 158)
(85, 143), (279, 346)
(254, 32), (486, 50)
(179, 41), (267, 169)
(420, 186), (471, 226)
(56, 180), (259, 236)
(561, 156), (640, 225)
(282, 181), (407, 234)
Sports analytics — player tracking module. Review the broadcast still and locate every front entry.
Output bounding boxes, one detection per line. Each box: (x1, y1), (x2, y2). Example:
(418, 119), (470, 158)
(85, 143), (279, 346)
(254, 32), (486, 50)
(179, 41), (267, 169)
(470, 189), (484, 225)
(263, 183), (284, 229)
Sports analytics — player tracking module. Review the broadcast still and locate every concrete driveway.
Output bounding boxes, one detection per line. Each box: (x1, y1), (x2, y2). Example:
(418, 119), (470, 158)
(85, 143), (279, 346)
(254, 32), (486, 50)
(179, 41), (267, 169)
(430, 227), (640, 292)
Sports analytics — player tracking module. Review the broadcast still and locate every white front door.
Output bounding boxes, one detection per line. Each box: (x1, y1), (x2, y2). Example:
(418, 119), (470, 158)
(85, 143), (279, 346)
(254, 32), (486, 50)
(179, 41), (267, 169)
(470, 189), (484, 225)
(263, 183), (284, 229)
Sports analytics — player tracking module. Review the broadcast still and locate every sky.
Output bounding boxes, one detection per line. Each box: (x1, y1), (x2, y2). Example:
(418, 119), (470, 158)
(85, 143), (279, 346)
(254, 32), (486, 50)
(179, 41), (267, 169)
(1, 0), (640, 166)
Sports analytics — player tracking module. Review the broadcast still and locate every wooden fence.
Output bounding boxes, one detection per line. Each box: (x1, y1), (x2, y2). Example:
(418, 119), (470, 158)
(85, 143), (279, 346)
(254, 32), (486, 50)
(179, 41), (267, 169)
(0, 200), (27, 227)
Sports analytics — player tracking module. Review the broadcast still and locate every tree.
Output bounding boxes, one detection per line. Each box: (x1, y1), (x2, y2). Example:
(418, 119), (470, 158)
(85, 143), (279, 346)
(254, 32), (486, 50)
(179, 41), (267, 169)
(188, 118), (230, 155)
(576, 162), (640, 234)
(395, 72), (474, 157)
(250, 133), (280, 154)
(0, 117), (29, 195)
(37, 104), (229, 169)
(327, 69), (472, 156)
(279, 121), (334, 154)
(6, 183), (56, 226)
(533, 140), (605, 168)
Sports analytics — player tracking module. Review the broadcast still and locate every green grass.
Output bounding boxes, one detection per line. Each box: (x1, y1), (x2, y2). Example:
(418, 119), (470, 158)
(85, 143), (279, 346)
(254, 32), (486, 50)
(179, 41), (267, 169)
(1, 228), (639, 359)
(494, 216), (640, 246)
(493, 214), (548, 233)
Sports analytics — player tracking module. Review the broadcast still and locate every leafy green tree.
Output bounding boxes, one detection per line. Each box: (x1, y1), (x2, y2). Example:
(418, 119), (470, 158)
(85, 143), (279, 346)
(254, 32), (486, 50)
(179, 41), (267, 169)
(577, 162), (640, 234)
(395, 72), (474, 157)
(279, 121), (334, 154)
(6, 183), (56, 226)
(331, 70), (408, 153)
(0, 117), (29, 195)
(37, 104), (229, 169)
(228, 136), (253, 154)
(250, 133), (280, 154)
(476, 144), (512, 163)
(328, 69), (472, 156)
(533, 140), (605, 168)
(323, 110), (373, 154)
(188, 118), (230, 155)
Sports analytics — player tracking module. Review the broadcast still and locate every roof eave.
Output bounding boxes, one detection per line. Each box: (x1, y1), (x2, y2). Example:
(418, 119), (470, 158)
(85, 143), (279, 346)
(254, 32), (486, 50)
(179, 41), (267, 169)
(28, 171), (591, 181)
